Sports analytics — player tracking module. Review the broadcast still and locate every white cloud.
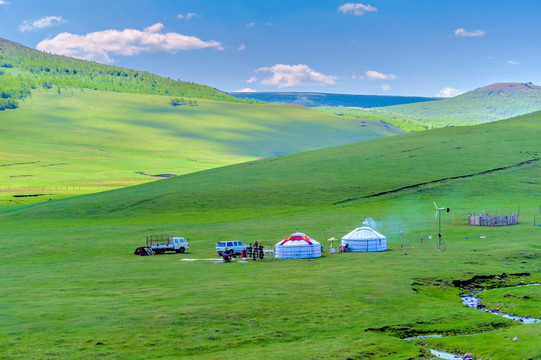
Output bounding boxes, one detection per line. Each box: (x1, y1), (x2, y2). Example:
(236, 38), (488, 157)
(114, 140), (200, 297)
(145, 23), (164, 32)
(0, 0), (10, 5)
(265, 22), (272, 26)
(436, 87), (462, 98)
(454, 28), (486, 37)
(238, 43), (246, 51)
(382, 84), (391, 91)
(246, 22), (255, 27)
(506, 60), (520, 65)
(246, 76), (257, 83)
(234, 88), (257, 93)
(256, 64), (337, 88)
(366, 70), (396, 80)
(177, 12), (198, 20)
(19, 16), (66, 32)
(36, 23), (223, 63)
(338, 3), (378, 16)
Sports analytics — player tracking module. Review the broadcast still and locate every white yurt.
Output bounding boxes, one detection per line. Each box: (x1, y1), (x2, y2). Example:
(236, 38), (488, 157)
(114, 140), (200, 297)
(275, 231), (321, 259)
(341, 226), (387, 252)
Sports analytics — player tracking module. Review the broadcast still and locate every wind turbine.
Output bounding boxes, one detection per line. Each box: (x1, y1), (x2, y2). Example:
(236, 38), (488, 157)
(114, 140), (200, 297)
(434, 202), (450, 251)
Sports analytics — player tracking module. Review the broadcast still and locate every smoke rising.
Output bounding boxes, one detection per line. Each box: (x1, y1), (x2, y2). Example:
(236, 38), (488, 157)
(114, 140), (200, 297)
(363, 217), (377, 228)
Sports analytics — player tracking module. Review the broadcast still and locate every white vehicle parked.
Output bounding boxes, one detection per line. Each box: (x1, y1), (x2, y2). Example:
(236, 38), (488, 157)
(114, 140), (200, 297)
(216, 241), (248, 256)
(147, 235), (189, 254)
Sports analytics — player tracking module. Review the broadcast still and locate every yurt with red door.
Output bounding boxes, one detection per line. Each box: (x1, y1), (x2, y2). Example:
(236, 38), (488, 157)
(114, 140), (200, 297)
(275, 231), (321, 259)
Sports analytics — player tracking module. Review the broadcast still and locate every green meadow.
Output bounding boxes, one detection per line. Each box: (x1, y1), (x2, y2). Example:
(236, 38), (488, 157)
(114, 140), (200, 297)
(0, 89), (399, 206)
(1, 111), (539, 359)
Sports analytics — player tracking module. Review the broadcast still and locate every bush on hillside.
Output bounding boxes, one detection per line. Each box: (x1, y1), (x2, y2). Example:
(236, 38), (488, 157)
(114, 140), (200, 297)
(170, 97), (186, 106)
(0, 98), (18, 110)
(170, 98), (198, 106)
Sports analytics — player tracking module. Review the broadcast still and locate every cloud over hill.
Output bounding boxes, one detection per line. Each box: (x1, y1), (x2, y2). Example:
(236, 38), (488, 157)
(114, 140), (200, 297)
(37, 23), (222, 63)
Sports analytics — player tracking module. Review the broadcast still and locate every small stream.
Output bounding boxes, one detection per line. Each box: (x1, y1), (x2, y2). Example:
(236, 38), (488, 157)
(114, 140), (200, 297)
(460, 283), (540, 324)
(406, 283), (540, 359)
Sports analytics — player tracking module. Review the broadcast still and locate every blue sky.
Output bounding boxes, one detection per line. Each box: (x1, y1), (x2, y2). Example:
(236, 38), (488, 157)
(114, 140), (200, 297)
(1, 0), (541, 96)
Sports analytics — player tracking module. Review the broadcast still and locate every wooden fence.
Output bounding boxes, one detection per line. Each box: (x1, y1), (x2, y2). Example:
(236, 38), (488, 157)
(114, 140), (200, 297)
(468, 214), (518, 226)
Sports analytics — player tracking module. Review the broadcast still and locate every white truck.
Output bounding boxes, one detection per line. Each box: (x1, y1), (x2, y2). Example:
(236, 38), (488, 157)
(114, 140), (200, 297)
(146, 235), (189, 254)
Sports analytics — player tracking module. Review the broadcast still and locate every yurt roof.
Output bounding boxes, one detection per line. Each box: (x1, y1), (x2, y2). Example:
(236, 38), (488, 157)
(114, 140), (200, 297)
(278, 232), (320, 246)
(342, 226), (386, 240)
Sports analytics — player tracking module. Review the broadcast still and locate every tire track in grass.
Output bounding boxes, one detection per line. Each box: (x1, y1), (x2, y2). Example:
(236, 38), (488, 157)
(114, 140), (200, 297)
(333, 158), (540, 205)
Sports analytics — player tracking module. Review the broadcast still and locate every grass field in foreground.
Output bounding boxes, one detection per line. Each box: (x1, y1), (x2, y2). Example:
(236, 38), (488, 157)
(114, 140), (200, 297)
(0, 89), (400, 206)
(0, 112), (540, 359)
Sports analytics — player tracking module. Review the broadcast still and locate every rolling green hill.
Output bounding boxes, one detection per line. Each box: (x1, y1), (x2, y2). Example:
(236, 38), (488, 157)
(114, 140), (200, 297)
(0, 88), (401, 206)
(1, 111), (539, 359)
(0, 38), (246, 110)
(0, 37), (404, 206)
(317, 82), (541, 129)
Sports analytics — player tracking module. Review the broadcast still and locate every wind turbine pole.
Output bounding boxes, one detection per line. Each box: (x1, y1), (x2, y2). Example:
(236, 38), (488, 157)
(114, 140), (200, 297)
(438, 211), (442, 251)
(434, 201), (448, 252)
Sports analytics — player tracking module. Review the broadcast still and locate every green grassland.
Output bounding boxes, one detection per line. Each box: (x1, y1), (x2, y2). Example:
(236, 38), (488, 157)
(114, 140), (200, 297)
(1, 111), (540, 359)
(317, 82), (541, 130)
(0, 89), (400, 206)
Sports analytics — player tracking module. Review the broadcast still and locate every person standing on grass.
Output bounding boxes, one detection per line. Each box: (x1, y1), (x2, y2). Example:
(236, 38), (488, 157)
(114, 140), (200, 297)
(259, 244), (264, 260)
(253, 241), (258, 261)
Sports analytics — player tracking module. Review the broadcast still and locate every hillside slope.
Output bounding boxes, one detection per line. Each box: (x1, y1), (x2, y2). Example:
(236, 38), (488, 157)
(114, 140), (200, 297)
(0, 89), (401, 205)
(1, 112), (539, 359)
(0, 38), (243, 109)
(6, 109), (538, 220)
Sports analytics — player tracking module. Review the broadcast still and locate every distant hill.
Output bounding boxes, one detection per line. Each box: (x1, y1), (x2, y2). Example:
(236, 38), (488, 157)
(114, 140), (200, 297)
(316, 82), (541, 128)
(372, 82), (541, 125)
(229, 91), (439, 108)
(0, 38), (244, 110)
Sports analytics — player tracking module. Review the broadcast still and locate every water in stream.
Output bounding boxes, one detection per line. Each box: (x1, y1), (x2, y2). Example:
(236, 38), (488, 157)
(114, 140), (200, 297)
(407, 283), (540, 359)
(460, 283), (541, 324)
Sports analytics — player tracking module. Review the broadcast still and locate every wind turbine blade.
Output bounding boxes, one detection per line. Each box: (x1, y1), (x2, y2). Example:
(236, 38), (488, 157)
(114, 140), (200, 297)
(435, 210), (439, 218)
(433, 201), (438, 209)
